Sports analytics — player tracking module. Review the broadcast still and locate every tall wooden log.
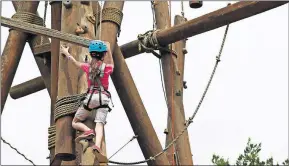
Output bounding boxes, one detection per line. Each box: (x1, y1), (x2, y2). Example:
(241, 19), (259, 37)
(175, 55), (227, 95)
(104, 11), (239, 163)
(111, 44), (170, 165)
(12, 2), (52, 97)
(165, 15), (193, 165)
(55, 1), (89, 164)
(49, 0), (62, 163)
(151, 1), (179, 165)
(1, 1), (39, 113)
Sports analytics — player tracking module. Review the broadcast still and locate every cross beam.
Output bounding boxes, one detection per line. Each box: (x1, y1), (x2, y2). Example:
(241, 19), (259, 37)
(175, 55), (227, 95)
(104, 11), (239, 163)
(5, 1), (288, 99)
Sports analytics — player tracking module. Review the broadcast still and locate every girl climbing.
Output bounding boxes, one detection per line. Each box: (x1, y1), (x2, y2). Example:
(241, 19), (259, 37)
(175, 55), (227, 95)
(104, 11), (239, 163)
(60, 40), (114, 162)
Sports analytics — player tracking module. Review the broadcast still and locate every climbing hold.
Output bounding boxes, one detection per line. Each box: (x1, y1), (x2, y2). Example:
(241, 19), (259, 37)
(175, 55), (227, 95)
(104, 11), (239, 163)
(189, 1), (203, 9)
(183, 81), (187, 89)
(85, 55), (88, 62)
(79, 139), (89, 153)
(164, 128), (169, 135)
(63, 0), (72, 9)
(80, 1), (90, 5)
(75, 23), (88, 35)
(176, 90), (182, 96)
(182, 48), (188, 54)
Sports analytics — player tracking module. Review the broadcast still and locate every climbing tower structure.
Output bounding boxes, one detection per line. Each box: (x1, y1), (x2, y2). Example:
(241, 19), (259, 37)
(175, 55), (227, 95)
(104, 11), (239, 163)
(1, 1), (287, 165)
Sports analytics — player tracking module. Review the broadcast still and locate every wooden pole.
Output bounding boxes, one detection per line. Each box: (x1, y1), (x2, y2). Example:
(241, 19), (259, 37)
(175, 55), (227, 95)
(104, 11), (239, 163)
(12, 2), (52, 97)
(49, 0), (62, 163)
(119, 1), (288, 58)
(5, 1), (288, 99)
(151, 1), (176, 164)
(55, 1), (88, 164)
(111, 44), (170, 165)
(165, 15), (194, 165)
(9, 76), (46, 99)
(74, 1), (107, 165)
(1, 1), (39, 113)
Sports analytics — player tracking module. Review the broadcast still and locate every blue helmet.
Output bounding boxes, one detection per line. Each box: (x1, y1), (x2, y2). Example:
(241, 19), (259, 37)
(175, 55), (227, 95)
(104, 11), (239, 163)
(89, 40), (107, 53)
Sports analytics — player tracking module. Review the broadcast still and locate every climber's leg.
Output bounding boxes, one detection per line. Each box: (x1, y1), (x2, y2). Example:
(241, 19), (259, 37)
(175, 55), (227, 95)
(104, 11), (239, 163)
(73, 106), (95, 143)
(94, 122), (104, 147)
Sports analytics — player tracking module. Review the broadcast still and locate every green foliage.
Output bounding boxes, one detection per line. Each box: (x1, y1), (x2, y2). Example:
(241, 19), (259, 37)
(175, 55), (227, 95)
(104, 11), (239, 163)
(211, 137), (288, 166)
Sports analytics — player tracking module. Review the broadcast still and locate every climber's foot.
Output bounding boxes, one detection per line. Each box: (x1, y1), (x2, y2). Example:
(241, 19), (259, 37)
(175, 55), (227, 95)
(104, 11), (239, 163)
(92, 145), (108, 163)
(75, 129), (95, 143)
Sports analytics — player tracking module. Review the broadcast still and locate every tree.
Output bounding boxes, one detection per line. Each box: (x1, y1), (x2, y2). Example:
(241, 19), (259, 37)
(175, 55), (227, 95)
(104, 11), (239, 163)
(211, 137), (289, 166)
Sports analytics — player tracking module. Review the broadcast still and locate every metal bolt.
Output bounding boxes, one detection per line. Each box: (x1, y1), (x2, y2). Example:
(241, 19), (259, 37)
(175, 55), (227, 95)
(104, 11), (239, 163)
(182, 48), (188, 54)
(176, 90), (182, 96)
(164, 128), (169, 134)
(183, 81), (187, 89)
(63, 0), (72, 9)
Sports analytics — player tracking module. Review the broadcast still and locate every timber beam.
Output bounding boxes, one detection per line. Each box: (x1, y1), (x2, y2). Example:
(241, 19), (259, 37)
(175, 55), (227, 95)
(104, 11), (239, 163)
(5, 1), (288, 99)
(152, 1), (177, 165)
(165, 15), (193, 165)
(49, 0), (62, 163)
(9, 76), (45, 99)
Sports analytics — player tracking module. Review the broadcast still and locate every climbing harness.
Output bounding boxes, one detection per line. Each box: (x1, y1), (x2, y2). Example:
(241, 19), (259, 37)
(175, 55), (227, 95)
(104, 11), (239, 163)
(82, 62), (114, 112)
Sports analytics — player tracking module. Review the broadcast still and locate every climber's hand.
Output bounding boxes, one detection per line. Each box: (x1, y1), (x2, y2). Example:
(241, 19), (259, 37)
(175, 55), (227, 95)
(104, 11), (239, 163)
(60, 45), (70, 57)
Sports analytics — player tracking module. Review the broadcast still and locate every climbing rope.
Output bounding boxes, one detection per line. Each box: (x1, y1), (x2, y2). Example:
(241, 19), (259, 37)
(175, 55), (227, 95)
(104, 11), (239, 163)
(108, 135), (138, 159)
(1, 137), (36, 166)
(181, 1), (185, 17)
(99, 1), (103, 40)
(40, 1), (48, 46)
(54, 93), (87, 122)
(137, 30), (178, 59)
(108, 19), (231, 166)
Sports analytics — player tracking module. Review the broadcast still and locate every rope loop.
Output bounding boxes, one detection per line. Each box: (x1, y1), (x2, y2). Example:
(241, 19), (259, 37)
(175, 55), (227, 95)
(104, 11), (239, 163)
(137, 30), (178, 58)
(12, 12), (43, 26)
(97, 7), (123, 37)
(54, 93), (87, 122)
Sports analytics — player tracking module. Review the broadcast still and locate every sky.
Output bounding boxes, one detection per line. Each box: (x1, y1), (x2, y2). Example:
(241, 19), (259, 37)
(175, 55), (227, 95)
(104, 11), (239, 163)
(1, 1), (288, 165)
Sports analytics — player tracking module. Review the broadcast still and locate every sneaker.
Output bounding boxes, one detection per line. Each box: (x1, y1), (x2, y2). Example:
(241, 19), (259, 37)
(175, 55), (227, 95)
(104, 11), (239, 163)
(75, 129), (95, 143)
(92, 145), (108, 163)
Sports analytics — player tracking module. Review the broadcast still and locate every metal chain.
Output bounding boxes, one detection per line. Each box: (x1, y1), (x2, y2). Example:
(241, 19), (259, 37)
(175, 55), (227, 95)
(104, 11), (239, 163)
(181, 0), (185, 17)
(108, 21), (230, 166)
(109, 135), (138, 159)
(1, 137), (36, 166)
